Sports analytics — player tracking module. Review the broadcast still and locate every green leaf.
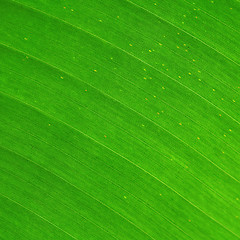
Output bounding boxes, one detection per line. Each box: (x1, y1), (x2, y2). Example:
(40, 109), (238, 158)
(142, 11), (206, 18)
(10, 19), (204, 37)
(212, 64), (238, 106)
(1, 0), (240, 239)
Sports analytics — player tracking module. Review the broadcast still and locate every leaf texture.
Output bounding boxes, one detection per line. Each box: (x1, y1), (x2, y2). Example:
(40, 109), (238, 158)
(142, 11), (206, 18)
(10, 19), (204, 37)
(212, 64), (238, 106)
(0, 0), (240, 239)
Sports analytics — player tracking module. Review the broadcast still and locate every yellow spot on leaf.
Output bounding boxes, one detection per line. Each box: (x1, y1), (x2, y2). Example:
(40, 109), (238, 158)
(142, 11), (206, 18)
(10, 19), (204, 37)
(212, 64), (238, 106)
(129, 44), (132, 47)
(94, 69), (97, 72)
(179, 123), (182, 126)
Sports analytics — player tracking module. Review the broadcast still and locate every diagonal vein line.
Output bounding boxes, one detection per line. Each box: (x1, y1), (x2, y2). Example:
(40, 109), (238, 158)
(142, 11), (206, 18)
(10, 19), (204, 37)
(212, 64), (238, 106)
(4, 0), (240, 125)
(0, 193), (79, 240)
(3, 63), (240, 158)
(3, 63), (240, 203)
(125, 0), (240, 67)
(0, 146), (192, 240)
(2, 100), (240, 211)
(1, 42), (239, 183)
(73, 1), (239, 95)
(1, 91), (240, 239)
(183, 0), (240, 34)
(91, 2), (240, 95)
(0, 166), (119, 240)
(7, 5), (240, 96)
(2, 38), (240, 156)
(0, 143), (155, 239)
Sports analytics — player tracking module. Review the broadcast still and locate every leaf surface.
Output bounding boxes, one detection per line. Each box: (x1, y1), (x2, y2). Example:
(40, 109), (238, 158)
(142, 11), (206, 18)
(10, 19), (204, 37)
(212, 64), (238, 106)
(1, 0), (240, 239)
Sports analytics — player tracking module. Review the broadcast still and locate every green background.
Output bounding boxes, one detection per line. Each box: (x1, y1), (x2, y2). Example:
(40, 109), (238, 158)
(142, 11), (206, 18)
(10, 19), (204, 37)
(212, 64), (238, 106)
(0, 0), (240, 239)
